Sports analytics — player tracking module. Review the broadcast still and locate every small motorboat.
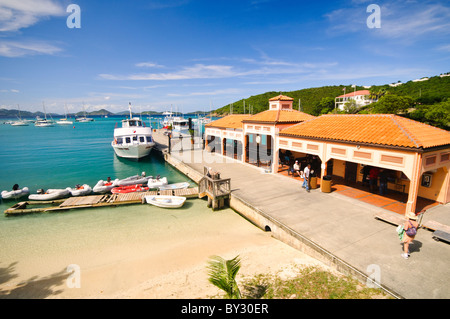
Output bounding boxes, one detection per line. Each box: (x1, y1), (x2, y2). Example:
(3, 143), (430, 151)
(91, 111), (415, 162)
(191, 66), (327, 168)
(158, 182), (190, 191)
(115, 173), (152, 186)
(111, 184), (149, 194)
(144, 195), (186, 208)
(93, 179), (119, 193)
(1, 186), (30, 200)
(66, 184), (92, 196)
(147, 177), (168, 189)
(29, 188), (70, 201)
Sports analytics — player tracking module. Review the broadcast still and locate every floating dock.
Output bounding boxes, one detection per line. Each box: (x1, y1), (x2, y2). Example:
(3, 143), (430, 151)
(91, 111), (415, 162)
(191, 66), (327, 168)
(4, 187), (199, 216)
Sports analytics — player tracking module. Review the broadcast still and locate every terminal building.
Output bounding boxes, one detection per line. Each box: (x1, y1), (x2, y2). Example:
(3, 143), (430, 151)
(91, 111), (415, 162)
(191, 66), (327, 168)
(205, 94), (450, 217)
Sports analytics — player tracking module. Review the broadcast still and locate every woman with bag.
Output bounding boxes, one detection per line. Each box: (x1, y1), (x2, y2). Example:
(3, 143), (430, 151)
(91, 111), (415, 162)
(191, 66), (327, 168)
(401, 212), (419, 259)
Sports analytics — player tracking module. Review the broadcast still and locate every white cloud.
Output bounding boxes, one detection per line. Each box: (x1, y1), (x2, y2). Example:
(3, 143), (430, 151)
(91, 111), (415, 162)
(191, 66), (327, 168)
(135, 62), (165, 68)
(0, 0), (65, 32)
(100, 64), (238, 81)
(167, 88), (242, 97)
(437, 44), (450, 52)
(0, 40), (62, 57)
(100, 58), (338, 82)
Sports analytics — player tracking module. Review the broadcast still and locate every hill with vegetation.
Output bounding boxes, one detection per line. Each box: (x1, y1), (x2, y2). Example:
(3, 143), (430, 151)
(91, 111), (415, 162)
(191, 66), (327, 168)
(214, 73), (450, 130)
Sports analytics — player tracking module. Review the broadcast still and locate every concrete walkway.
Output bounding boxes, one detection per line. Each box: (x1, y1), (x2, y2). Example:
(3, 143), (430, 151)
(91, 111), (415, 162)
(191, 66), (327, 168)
(157, 132), (450, 299)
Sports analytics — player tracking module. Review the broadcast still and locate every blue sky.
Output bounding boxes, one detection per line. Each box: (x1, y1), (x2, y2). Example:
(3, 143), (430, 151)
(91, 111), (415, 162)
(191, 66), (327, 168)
(0, 0), (449, 114)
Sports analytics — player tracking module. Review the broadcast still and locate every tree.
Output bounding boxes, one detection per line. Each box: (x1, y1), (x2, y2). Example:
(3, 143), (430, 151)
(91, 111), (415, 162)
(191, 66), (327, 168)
(312, 97), (335, 116)
(207, 255), (242, 299)
(343, 100), (358, 114)
(409, 98), (450, 129)
(371, 94), (413, 114)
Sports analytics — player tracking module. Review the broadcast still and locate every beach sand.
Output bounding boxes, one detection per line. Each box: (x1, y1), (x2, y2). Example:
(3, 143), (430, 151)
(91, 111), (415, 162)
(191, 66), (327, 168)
(0, 202), (327, 299)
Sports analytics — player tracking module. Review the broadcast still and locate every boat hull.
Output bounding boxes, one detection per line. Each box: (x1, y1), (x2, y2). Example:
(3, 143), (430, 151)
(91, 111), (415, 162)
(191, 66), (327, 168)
(66, 184), (92, 196)
(111, 184), (149, 194)
(144, 195), (186, 208)
(115, 175), (152, 186)
(93, 179), (119, 193)
(158, 182), (189, 190)
(28, 189), (70, 201)
(1, 187), (30, 200)
(147, 177), (168, 189)
(112, 142), (154, 160)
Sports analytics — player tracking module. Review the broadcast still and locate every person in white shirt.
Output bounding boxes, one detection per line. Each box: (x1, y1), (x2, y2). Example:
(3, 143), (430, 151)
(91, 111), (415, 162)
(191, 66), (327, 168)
(302, 164), (311, 192)
(293, 160), (301, 177)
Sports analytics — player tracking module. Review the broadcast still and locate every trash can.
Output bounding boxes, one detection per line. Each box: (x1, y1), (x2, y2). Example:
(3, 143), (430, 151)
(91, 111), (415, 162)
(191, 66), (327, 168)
(321, 175), (332, 193)
(310, 176), (317, 189)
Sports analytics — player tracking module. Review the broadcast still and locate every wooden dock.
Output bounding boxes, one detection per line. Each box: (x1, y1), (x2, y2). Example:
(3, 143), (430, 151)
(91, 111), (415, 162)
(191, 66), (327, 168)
(4, 187), (199, 216)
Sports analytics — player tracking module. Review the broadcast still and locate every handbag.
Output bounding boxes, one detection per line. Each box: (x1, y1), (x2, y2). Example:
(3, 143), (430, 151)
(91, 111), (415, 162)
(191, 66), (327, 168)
(405, 221), (417, 237)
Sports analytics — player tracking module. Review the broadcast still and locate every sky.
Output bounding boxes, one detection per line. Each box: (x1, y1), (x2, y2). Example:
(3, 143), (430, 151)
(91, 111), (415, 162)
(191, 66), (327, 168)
(0, 0), (449, 114)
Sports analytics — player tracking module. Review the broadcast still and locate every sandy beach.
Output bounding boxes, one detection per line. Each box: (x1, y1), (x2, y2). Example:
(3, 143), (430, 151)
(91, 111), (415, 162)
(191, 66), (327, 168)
(0, 201), (327, 299)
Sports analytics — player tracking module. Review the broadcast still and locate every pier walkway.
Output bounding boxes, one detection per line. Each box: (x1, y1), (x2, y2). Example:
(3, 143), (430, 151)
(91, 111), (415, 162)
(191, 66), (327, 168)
(154, 130), (450, 299)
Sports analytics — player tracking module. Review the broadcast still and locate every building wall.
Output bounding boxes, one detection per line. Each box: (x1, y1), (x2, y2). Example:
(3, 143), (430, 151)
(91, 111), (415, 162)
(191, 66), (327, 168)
(277, 135), (450, 203)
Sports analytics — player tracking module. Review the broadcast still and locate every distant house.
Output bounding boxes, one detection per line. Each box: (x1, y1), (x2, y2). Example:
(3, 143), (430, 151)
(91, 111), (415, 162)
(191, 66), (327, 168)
(334, 89), (376, 111)
(413, 77), (429, 82)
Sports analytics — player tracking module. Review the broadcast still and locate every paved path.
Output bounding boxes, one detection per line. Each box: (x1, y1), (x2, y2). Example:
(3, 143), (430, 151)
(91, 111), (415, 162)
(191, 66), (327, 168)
(157, 131), (450, 299)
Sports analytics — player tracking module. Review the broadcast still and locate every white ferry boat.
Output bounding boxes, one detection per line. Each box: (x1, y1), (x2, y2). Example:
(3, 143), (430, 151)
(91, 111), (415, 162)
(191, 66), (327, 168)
(111, 103), (155, 160)
(160, 108), (189, 133)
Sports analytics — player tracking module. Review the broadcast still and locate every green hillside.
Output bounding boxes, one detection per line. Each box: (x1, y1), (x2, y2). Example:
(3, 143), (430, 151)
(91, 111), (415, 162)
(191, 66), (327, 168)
(214, 73), (450, 130)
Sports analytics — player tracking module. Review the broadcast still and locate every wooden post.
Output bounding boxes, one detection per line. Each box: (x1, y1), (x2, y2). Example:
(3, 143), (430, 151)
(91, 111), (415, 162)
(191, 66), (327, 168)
(405, 153), (422, 216)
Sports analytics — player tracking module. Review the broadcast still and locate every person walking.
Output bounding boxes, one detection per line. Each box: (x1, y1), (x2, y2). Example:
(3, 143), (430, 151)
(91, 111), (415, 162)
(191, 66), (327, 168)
(401, 212), (419, 259)
(378, 168), (388, 195)
(302, 164), (311, 192)
(369, 167), (379, 193)
(293, 160), (301, 177)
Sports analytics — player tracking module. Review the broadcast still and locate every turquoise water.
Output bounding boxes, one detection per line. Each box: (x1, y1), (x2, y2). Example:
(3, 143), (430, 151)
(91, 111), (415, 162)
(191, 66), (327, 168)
(0, 115), (261, 297)
(0, 116), (198, 217)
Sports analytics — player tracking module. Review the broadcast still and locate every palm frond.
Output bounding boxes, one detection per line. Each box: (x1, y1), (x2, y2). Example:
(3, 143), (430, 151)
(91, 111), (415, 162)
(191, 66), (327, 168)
(207, 255), (241, 299)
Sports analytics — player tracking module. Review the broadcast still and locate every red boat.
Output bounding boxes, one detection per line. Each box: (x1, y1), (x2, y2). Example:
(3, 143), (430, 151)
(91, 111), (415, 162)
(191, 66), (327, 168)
(111, 184), (149, 194)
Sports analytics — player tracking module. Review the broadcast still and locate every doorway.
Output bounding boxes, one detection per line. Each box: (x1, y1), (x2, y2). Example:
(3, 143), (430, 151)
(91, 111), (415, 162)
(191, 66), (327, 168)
(345, 161), (358, 184)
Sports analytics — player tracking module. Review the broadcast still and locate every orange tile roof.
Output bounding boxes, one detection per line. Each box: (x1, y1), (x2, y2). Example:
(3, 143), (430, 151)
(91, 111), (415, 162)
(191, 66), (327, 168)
(337, 90), (371, 98)
(269, 94), (295, 101)
(243, 110), (315, 124)
(279, 114), (450, 150)
(205, 114), (251, 130)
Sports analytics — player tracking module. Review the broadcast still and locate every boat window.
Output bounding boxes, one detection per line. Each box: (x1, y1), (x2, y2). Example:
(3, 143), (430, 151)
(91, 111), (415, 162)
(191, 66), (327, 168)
(117, 137), (123, 144)
(129, 120), (136, 126)
(139, 136), (145, 142)
(146, 136), (152, 143)
(133, 136), (138, 141)
(125, 137), (131, 143)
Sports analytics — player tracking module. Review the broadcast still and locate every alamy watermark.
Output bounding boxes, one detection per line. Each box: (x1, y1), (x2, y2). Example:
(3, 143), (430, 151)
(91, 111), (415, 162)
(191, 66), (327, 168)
(67, 4), (81, 29)
(366, 264), (381, 288)
(367, 4), (381, 29)
(66, 264), (81, 288)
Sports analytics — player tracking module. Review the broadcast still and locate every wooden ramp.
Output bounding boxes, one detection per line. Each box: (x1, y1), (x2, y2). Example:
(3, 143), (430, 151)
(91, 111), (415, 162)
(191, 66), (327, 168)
(374, 211), (405, 226)
(59, 195), (106, 207)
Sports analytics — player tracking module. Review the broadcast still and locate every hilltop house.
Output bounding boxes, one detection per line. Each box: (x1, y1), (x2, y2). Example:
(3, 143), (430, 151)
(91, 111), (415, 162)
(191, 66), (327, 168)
(334, 89), (377, 111)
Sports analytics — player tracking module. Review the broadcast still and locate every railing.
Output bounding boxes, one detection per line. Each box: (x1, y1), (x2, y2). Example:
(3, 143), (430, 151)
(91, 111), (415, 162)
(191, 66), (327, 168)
(199, 166), (231, 199)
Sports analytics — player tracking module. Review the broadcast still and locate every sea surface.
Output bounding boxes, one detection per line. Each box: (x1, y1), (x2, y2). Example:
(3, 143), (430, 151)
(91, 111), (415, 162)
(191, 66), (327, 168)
(0, 115), (206, 214)
(0, 115), (229, 289)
